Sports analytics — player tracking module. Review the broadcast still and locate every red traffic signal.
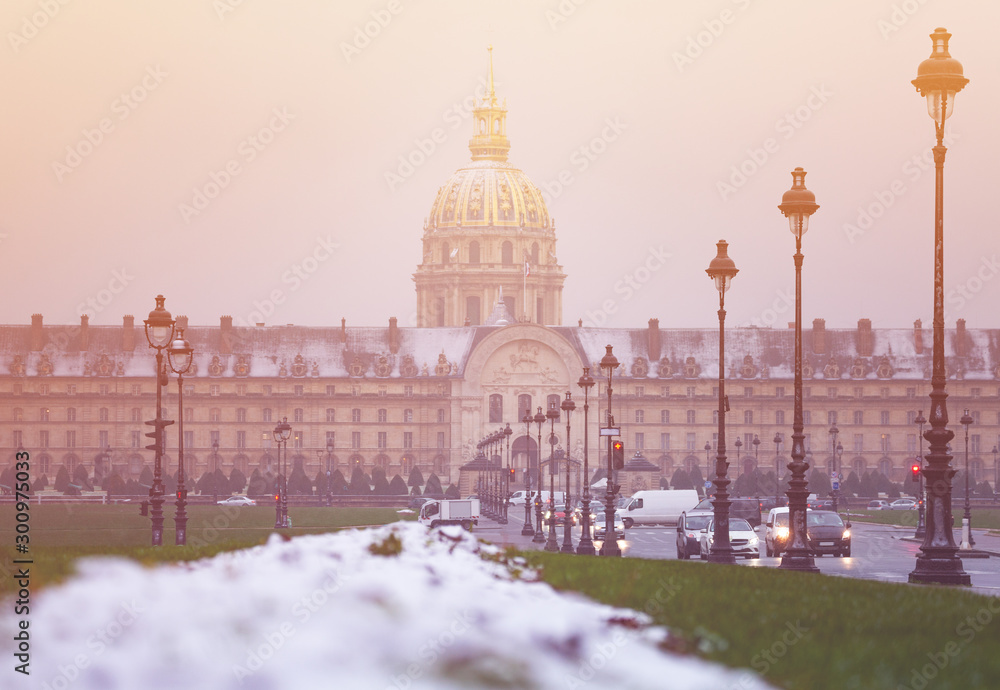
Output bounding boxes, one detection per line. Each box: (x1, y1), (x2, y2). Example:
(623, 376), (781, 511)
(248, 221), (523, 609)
(508, 468), (515, 480)
(911, 463), (921, 482)
(612, 441), (625, 470)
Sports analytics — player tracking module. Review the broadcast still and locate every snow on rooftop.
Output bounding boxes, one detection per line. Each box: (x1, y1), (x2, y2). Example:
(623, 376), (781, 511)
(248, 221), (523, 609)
(4, 522), (775, 689)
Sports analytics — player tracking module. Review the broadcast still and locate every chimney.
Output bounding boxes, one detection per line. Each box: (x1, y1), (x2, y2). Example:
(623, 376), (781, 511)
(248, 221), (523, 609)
(341, 317), (347, 343)
(956, 318), (967, 357)
(856, 318), (873, 357)
(122, 315), (135, 351)
(176, 315), (188, 332)
(80, 315), (90, 351)
(647, 319), (661, 361)
(30, 314), (43, 351)
(389, 317), (399, 354)
(812, 318), (827, 355)
(913, 319), (923, 355)
(220, 315), (233, 354)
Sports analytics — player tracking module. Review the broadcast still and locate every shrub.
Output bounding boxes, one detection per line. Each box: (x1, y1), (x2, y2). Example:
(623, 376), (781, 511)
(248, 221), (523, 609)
(389, 474), (408, 495)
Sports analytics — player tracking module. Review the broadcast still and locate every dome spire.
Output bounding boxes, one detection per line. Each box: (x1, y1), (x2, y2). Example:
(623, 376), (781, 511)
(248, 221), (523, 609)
(469, 46), (510, 162)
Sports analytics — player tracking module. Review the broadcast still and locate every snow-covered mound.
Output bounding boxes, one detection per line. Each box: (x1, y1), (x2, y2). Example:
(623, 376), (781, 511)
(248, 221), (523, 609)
(4, 523), (774, 689)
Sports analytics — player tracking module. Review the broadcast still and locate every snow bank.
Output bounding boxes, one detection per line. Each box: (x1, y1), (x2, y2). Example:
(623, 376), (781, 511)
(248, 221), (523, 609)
(4, 523), (774, 689)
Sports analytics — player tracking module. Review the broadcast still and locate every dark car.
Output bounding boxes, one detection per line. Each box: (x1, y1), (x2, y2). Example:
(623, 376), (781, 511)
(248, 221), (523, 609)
(807, 510), (851, 557)
(675, 512), (713, 559)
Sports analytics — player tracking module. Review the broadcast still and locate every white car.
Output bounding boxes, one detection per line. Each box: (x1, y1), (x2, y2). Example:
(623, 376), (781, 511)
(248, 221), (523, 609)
(218, 496), (257, 506)
(593, 512), (626, 541)
(699, 517), (760, 559)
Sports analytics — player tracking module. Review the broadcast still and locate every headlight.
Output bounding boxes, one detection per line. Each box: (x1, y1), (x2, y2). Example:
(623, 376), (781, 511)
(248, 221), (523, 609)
(748, 535), (759, 545)
(842, 529), (851, 539)
(776, 527), (789, 540)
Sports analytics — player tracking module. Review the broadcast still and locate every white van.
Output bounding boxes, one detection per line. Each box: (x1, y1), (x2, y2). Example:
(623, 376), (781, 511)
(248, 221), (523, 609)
(508, 490), (565, 506)
(616, 489), (700, 527)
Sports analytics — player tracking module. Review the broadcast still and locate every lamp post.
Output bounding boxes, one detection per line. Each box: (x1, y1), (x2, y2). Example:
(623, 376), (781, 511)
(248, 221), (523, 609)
(273, 417), (291, 528)
(544, 401), (560, 552)
(143, 295), (175, 547)
(533, 406), (546, 543)
(706, 239), (738, 564)
(167, 329), (193, 546)
(909, 28), (970, 585)
(325, 439), (334, 507)
(777, 167), (820, 573)
(561, 391), (576, 553)
(960, 409), (975, 548)
(993, 445), (998, 504)
(914, 411), (927, 538)
(577, 368), (596, 555)
(753, 434), (761, 509)
(774, 433), (783, 507)
(828, 424), (839, 512)
(835, 442), (843, 514)
(704, 441), (712, 492)
(599, 345), (621, 557)
(734, 438), (743, 495)
(521, 409), (534, 537)
(212, 439), (220, 504)
(502, 423), (512, 523)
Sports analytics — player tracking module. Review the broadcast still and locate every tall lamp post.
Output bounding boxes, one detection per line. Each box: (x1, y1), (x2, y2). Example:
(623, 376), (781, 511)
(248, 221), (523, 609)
(273, 417), (291, 528)
(533, 407), (546, 543)
(828, 424), (840, 511)
(704, 442), (712, 493)
(835, 442), (843, 513)
(502, 423), (512, 523)
(993, 446), (998, 504)
(143, 295), (175, 547)
(753, 434), (761, 509)
(521, 409), (535, 537)
(561, 392), (576, 553)
(777, 167), (819, 573)
(734, 438), (743, 495)
(774, 433), (783, 507)
(212, 439), (220, 504)
(909, 28), (970, 585)
(544, 401), (560, 552)
(914, 411), (927, 538)
(577, 368), (596, 555)
(167, 329), (193, 546)
(599, 345), (621, 557)
(706, 239), (738, 564)
(959, 409), (975, 548)
(325, 439), (334, 507)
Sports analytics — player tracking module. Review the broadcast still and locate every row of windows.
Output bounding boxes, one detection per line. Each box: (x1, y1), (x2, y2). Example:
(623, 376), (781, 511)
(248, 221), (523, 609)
(7, 383), (424, 397)
(625, 409), (985, 427)
(606, 385), (992, 400)
(440, 240), (540, 266)
(13, 407), (448, 424)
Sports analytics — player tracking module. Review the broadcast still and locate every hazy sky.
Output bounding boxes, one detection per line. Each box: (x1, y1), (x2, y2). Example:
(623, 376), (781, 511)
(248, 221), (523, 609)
(3, 1), (999, 331)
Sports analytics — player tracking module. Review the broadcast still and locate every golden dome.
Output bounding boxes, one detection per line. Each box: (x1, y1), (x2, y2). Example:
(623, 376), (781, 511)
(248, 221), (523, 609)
(426, 160), (551, 232)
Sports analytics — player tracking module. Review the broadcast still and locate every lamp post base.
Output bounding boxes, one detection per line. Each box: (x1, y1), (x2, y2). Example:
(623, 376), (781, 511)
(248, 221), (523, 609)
(778, 550), (820, 573)
(909, 553), (972, 584)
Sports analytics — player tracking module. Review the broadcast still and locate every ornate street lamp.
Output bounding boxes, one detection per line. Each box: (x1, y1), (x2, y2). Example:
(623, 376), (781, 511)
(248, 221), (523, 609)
(502, 422), (512, 524)
(909, 28), (970, 585)
(143, 295), (175, 547)
(599, 345), (621, 557)
(704, 441), (712, 490)
(167, 328), (193, 546)
(325, 438), (334, 507)
(212, 438), (220, 505)
(914, 410), (927, 538)
(561, 392), (576, 553)
(828, 424), (840, 512)
(776, 167), (820, 573)
(273, 417), (292, 528)
(993, 446), (999, 505)
(706, 239), (738, 564)
(533, 406), (547, 543)
(773, 432), (783, 508)
(835, 442), (843, 514)
(544, 401), (560, 552)
(734, 437), (743, 494)
(753, 434), (761, 510)
(577, 367), (596, 555)
(960, 409), (975, 548)
(520, 409), (535, 537)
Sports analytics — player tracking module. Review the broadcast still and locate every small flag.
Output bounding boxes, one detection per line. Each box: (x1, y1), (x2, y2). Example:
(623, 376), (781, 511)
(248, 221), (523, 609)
(524, 261), (531, 277)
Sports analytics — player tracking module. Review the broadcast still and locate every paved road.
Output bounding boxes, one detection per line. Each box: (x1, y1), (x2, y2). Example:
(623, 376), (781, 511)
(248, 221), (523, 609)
(477, 507), (1000, 596)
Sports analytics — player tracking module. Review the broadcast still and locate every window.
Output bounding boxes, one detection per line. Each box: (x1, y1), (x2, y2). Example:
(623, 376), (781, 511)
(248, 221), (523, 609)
(210, 430), (221, 447)
(66, 407), (76, 422)
(131, 407), (141, 422)
(184, 408), (194, 423)
(263, 385), (272, 396)
(972, 434), (981, 454)
(131, 430), (140, 448)
(12, 408), (23, 422)
(660, 433), (670, 450)
(906, 411), (916, 425)
(905, 387), (916, 399)
(880, 387), (890, 399)
(66, 430), (76, 448)
(403, 409), (413, 423)
(531, 242), (539, 264)
(37, 431), (48, 448)
(326, 408), (336, 423)
(686, 387), (696, 398)
(907, 434), (917, 453)
(713, 410), (719, 425)
(828, 411), (837, 425)
(661, 410), (670, 424)
(880, 434), (891, 453)
(441, 241), (450, 264)
(39, 407), (50, 422)
(378, 386), (387, 398)
(804, 410), (812, 425)
(210, 384), (220, 396)
(293, 385), (303, 397)
(827, 387), (837, 398)
(775, 410), (785, 425)
(501, 241), (513, 265)
(237, 431), (247, 449)
(237, 408), (247, 423)
(262, 408), (273, 423)
(377, 409), (387, 423)
(13, 383), (22, 395)
(67, 384), (76, 395)
(744, 410), (753, 425)
(775, 387), (785, 398)
(517, 394), (532, 418)
(971, 388), (981, 398)
(99, 408), (109, 422)
(236, 384), (247, 396)
(352, 386), (360, 397)
(99, 384), (110, 395)
(489, 394), (503, 423)
(635, 432), (645, 449)
(210, 408), (221, 423)
(98, 430), (109, 448)
(403, 432), (413, 449)
(327, 385), (336, 395)
(686, 410), (695, 424)
(184, 384), (194, 396)
(854, 410), (863, 425)
(468, 241), (480, 264)
(437, 409), (446, 423)
(744, 387), (754, 398)
(804, 387), (811, 398)
(377, 432), (387, 449)
(686, 433), (696, 451)
(352, 408), (362, 423)
(352, 432), (361, 449)
(854, 434), (864, 452)
(294, 408), (304, 423)
(437, 432), (445, 448)
(39, 384), (50, 395)
(880, 411), (890, 425)
(972, 411), (981, 425)
(635, 386), (644, 397)
(131, 384), (141, 396)
(293, 432), (303, 449)
(12, 430), (22, 447)
(325, 431), (335, 447)
(661, 387), (670, 397)
(635, 410), (644, 424)
(854, 387), (864, 398)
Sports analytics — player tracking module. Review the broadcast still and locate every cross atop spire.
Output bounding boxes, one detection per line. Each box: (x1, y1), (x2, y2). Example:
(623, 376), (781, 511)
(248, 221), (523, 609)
(469, 46), (510, 161)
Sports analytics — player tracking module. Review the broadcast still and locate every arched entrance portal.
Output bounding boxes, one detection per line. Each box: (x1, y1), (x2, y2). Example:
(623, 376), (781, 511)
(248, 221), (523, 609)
(511, 435), (538, 487)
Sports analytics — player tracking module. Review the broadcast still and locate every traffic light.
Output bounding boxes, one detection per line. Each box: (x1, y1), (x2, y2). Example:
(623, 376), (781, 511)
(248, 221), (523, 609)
(911, 463), (921, 483)
(176, 489), (187, 501)
(144, 417), (174, 453)
(508, 468), (515, 480)
(612, 441), (625, 470)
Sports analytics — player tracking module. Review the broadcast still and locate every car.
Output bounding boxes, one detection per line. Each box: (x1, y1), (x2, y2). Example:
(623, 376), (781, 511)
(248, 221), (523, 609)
(218, 495), (256, 506)
(806, 510), (851, 557)
(408, 495), (432, 510)
(867, 499), (890, 511)
(544, 504), (577, 526)
(698, 517), (760, 560)
(593, 512), (626, 541)
(675, 511), (713, 559)
(889, 498), (917, 510)
(765, 507), (791, 557)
